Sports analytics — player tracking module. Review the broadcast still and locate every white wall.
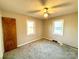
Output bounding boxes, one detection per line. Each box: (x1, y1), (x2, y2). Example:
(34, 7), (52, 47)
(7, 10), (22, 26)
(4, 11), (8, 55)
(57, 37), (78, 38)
(2, 11), (42, 47)
(43, 12), (78, 48)
(0, 10), (4, 59)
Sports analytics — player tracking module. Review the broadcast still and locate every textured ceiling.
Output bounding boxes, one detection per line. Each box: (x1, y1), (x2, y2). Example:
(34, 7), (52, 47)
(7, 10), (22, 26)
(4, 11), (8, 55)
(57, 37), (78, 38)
(0, 0), (78, 19)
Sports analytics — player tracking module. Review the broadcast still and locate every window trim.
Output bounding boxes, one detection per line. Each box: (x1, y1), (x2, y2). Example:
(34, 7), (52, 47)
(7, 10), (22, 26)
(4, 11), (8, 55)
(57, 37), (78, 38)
(53, 20), (64, 36)
(27, 20), (35, 35)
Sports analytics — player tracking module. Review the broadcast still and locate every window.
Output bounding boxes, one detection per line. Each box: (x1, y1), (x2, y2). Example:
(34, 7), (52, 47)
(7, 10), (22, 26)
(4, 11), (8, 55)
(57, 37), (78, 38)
(53, 20), (64, 36)
(27, 20), (35, 35)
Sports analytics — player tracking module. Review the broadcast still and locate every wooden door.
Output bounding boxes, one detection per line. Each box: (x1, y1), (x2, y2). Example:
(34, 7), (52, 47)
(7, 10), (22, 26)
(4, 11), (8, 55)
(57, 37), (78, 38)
(2, 17), (17, 52)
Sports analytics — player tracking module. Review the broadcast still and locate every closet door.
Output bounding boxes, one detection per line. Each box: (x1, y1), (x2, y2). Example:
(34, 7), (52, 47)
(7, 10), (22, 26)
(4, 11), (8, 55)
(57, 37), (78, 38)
(2, 17), (17, 52)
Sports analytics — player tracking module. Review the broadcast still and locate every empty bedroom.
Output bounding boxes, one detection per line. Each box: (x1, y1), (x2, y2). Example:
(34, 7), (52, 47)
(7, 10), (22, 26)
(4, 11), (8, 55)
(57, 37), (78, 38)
(0, 0), (78, 59)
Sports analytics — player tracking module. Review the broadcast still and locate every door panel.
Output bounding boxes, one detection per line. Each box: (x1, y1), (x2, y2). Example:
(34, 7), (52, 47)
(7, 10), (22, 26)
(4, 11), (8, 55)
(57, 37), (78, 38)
(2, 17), (17, 52)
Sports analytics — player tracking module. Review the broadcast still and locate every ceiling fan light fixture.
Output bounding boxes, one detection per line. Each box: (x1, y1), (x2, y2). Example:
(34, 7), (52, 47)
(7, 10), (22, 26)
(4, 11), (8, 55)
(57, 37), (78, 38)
(44, 12), (48, 18)
(43, 8), (48, 18)
(43, 9), (47, 12)
(43, 8), (48, 12)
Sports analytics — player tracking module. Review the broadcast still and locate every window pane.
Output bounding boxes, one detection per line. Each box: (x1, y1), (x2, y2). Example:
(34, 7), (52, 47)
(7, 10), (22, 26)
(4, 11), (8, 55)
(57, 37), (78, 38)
(27, 21), (35, 35)
(53, 20), (64, 36)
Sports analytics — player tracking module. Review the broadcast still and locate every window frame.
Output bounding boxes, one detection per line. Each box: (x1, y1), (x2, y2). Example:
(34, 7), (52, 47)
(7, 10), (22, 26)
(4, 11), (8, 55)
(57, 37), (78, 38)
(53, 20), (64, 36)
(26, 20), (35, 35)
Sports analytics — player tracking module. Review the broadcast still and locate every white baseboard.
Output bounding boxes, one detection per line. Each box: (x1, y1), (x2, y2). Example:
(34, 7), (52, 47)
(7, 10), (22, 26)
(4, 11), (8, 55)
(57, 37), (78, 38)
(43, 38), (63, 45)
(17, 38), (41, 47)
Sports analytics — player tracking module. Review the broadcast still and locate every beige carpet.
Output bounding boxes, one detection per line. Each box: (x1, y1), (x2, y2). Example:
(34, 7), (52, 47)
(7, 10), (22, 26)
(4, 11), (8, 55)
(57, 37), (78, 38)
(3, 39), (78, 59)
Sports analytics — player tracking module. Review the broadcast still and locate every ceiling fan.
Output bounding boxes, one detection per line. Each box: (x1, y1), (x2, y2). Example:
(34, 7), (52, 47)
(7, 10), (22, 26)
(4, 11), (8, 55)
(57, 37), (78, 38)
(27, 0), (71, 18)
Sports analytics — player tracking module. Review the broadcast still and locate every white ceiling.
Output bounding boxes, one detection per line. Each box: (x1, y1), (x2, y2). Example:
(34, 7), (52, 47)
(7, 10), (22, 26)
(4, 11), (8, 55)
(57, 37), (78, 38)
(0, 0), (78, 19)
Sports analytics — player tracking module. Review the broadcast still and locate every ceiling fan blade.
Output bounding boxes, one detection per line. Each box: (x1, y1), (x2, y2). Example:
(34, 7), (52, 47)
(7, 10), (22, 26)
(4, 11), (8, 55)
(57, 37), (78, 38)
(39, 0), (47, 5)
(27, 10), (41, 13)
(51, 3), (71, 8)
